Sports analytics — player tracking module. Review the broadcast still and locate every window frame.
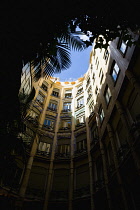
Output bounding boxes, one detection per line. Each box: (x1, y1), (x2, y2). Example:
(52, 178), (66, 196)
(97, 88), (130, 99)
(110, 61), (120, 83)
(104, 86), (112, 105)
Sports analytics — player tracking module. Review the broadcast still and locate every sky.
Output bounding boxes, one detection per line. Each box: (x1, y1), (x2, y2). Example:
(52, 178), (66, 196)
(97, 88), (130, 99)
(54, 45), (93, 82)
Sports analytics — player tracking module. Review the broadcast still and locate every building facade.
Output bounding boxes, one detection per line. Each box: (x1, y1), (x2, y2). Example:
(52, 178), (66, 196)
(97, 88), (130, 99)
(0, 31), (140, 210)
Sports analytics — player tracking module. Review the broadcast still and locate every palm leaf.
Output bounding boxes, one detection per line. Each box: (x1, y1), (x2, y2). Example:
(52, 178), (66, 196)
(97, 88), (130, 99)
(31, 30), (87, 81)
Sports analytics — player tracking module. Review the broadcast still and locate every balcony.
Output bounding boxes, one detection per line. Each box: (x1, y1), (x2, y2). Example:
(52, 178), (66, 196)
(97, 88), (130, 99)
(26, 188), (45, 199)
(90, 138), (99, 150)
(50, 190), (68, 201)
(74, 148), (87, 157)
(74, 185), (90, 198)
(76, 89), (83, 96)
(93, 179), (104, 191)
(89, 111), (95, 119)
(75, 122), (85, 128)
(76, 104), (84, 109)
(65, 94), (72, 99)
(41, 84), (48, 92)
(26, 117), (39, 128)
(51, 93), (59, 98)
(87, 94), (92, 103)
(55, 152), (70, 159)
(108, 164), (115, 177)
(43, 124), (54, 131)
(59, 127), (71, 132)
(36, 150), (51, 157)
(61, 109), (71, 113)
(47, 106), (57, 112)
(117, 143), (129, 163)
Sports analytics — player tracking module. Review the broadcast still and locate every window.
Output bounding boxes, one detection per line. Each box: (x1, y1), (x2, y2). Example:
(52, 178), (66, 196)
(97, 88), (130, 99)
(76, 115), (85, 124)
(119, 41), (127, 54)
(95, 57), (99, 70)
(87, 87), (92, 103)
(77, 85), (83, 95)
(95, 86), (98, 95)
(44, 117), (55, 128)
(41, 82), (48, 92)
(92, 73), (95, 85)
(99, 68), (102, 77)
(103, 49), (109, 63)
(104, 86), (111, 105)
(111, 62), (120, 82)
(65, 90), (72, 98)
(63, 102), (71, 111)
(48, 100), (57, 111)
(77, 97), (84, 108)
(118, 34), (128, 55)
(86, 77), (90, 88)
(52, 88), (59, 97)
(99, 106), (105, 123)
(58, 144), (70, 154)
(100, 71), (104, 84)
(76, 139), (87, 152)
(36, 91), (45, 104)
(38, 142), (51, 153)
(60, 120), (71, 130)
(89, 101), (94, 114)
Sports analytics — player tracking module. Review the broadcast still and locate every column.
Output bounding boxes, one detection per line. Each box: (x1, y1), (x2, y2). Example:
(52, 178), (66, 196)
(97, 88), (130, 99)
(18, 81), (54, 200)
(99, 140), (112, 210)
(107, 123), (129, 210)
(116, 100), (140, 174)
(43, 85), (64, 210)
(125, 70), (140, 96)
(19, 134), (39, 198)
(68, 85), (76, 210)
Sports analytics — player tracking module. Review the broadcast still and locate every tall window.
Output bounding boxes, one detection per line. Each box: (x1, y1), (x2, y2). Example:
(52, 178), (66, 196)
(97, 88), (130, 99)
(76, 114), (85, 124)
(48, 100), (57, 111)
(65, 90), (72, 98)
(111, 62), (120, 82)
(86, 77), (90, 88)
(52, 88), (59, 97)
(100, 71), (104, 84)
(63, 102), (71, 111)
(44, 117), (54, 129)
(104, 86), (111, 105)
(38, 142), (51, 153)
(77, 97), (84, 108)
(41, 81), (48, 92)
(118, 34), (128, 55)
(36, 91), (45, 104)
(76, 139), (87, 152)
(99, 106), (105, 123)
(95, 57), (99, 70)
(89, 101), (94, 114)
(103, 49), (109, 63)
(77, 85), (83, 95)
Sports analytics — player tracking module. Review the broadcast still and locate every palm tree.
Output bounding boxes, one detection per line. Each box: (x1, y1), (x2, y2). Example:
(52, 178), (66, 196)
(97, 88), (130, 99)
(30, 29), (87, 81)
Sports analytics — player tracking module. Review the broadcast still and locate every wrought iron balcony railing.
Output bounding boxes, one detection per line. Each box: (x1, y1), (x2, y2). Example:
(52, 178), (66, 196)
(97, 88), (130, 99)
(93, 179), (104, 191)
(43, 125), (54, 131)
(61, 109), (71, 113)
(26, 187), (45, 198)
(36, 150), (51, 157)
(50, 190), (68, 201)
(55, 152), (70, 159)
(74, 185), (90, 198)
(74, 148), (87, 156)
(117, 143), (129, 163)
(75, 122), (85, 128)
(47, 106), (57, 112)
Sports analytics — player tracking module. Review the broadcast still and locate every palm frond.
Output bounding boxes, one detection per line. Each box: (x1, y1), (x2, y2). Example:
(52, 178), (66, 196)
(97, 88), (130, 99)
(31, 30), (87, 81)
(60, 31), (87, 51)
